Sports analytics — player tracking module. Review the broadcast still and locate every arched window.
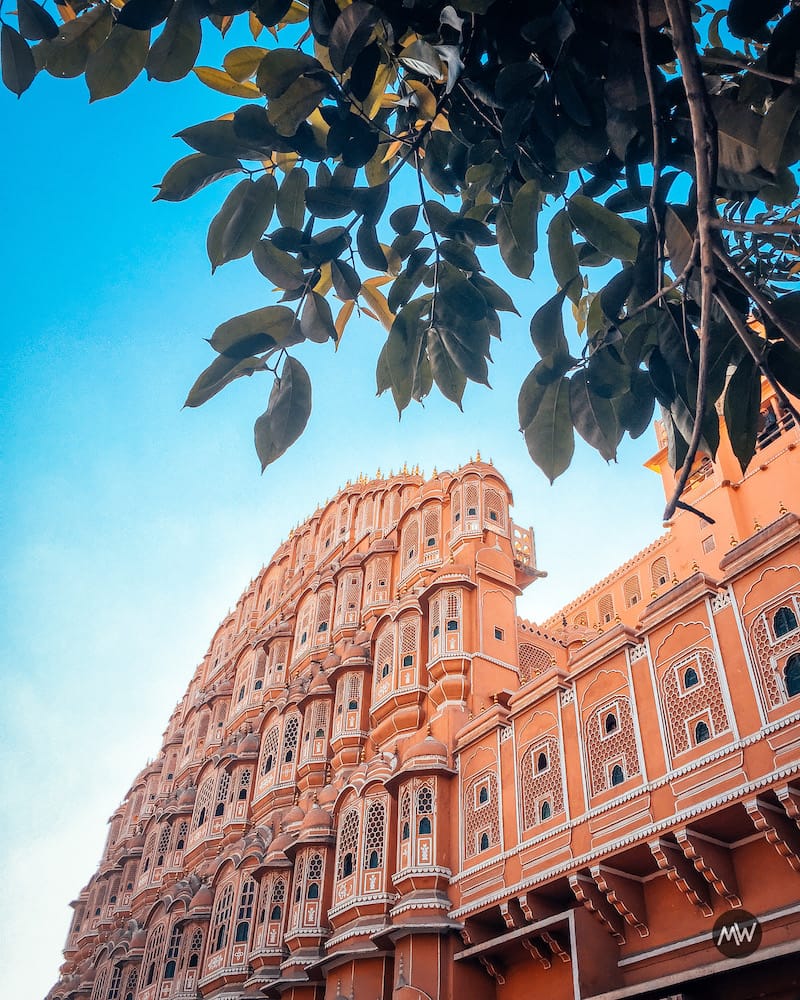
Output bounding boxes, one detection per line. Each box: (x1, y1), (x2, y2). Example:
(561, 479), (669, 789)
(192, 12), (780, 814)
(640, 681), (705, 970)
(367, 850), (380, 869)
(214, 801), (225, 817)
(446, 619), (458, 631)
(348, 699), (358, 710)
(419, 816), (431, 835)
(270, 904), (282, 921)
(479, 832), (489, 851)
(264, 755), (273, 773)
(774, 606), (799, 637)
(536, 751), (548, 772)
(604, 713), (618, 734)
(652, 556), (670, 588)
(235, 921), (249, 942)
(307, 882), (319, 900)
(164, 961), (176, 980)
(401, 822), (410, 840)
(478, 786), (489, 804)
(785, 654), (800, 697)
(342, 853), (354, 877)
(694, 720), (710, 743)
(611, 764), (625, 786)
(684, 666), (699, 688)
(211, 884), (234, 953)
(540, 801), (552, 821)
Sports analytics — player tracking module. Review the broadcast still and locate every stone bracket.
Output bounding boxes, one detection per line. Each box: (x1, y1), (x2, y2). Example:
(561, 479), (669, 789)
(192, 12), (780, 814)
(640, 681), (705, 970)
(745, 795), (800, 873)
(478, 956), (505, 985)
(540, 930), (571, 964)
(521, 937), (551, 969)
(675, 828), (741, 908)
(590, 865), (649, 939)
(649, 837), (713, 917)
(569, 872), (625, 945)
(775, 784), (800, 825)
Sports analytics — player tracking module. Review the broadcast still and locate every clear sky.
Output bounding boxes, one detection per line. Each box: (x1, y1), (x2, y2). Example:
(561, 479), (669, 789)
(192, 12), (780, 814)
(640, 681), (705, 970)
(0, 25), (666, 999)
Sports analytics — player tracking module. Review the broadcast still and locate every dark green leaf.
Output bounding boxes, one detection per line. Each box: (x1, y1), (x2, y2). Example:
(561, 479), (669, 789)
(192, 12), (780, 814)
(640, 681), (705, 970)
(612, 371), (655, 438)
(185, 353), (267, 408)
(496, 200), (533, 278)
(518, 366), (546, 429)
(328, 0), (380, 74)
(256, 48), (322, 97)
(439, 240), (480, 271)
(385, 298), (427, 413)
(300, 291), (336, 343)
(356, 221), (387, 271)
(569, 369), (620, 461)
(428, 328), (466, 408)
(17, 0), (58, 41)
(470, 273), (518, 314)
(587, 345), (630, 398)
(35, 5), (112, 79)
(728, 0), (786, 38)
(85, 23), (149, 101)
(568, 194), (640, 261)
(253, 0), (292, 28)
(252, 238), (305, 288)
(724, 354), (761, 473)
(267, 74), (329, 137)
(390, 204), (419, 235)
(758, 84), (800, 174)
(547, 209), (580, 303)
(510, 179), (540, 256)
(1, 23), (35, 95)
(523, 377), (575, 483)
(145, 0), (200, 82)
(209, 304), (300, 357)
(277, 167), (308, 229)
(663, 205), (696, 276)
(768, 340), (800, 396)
(208, 179), (249, 272)
(254, 355), (312, 471)
(221, 173), (277, 262)
(177, 119), (272, 159)
(331, 259), (361, 299)
(530, 291), (569, 360)
(398, 38), (442, 76)
(767, 290), (800, 351)
(154, 153), (242, 202)
(305, 184), (354, 218)
(116, 0), (172, 30)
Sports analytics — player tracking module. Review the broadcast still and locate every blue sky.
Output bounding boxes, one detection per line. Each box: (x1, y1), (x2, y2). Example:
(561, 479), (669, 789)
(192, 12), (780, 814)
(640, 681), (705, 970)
(0, 26), (666, 997)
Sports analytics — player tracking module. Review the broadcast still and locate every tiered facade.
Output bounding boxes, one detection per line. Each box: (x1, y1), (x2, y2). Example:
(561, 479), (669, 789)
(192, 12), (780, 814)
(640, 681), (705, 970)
(48, 384), (800, 1000)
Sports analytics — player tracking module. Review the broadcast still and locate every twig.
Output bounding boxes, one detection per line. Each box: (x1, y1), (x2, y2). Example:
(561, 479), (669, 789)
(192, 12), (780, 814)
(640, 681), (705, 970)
(636, 0), (665, 294)
(712, 219), (800, 236)
(700, 53), (796, 86)
(625, 237), (699, 318)
(714, 288), (800, 423)
(663, 0), (719, 522)
(713, 243), (800, 352)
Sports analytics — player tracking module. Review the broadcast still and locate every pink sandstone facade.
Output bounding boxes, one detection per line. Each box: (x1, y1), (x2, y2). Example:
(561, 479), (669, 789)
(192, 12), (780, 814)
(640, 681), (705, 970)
(47, 385), (800, 1000)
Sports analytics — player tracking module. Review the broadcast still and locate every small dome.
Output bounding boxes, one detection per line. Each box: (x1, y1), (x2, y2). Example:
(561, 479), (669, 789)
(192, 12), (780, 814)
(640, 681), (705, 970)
(402, 731), (448, 766)
(188, 884), (214, 912)
(308, 670), (334, 696)
(264, 830), (293, 864)
(283, 803), (306, 830)
(300, 803), (332, 834)
(322, 651), (341, 670)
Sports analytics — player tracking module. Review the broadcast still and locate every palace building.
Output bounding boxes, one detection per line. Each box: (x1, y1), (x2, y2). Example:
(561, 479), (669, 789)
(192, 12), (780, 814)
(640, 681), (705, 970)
(47, 383), (800, 1000)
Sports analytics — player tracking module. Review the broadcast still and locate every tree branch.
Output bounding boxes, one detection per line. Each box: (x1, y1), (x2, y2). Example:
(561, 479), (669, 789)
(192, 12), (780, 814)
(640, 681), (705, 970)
(663, 0), (719, 522)
(712, 219), (800, 236)
(713, 243), (800, 352)
(636, 0), (665, 294)
(700, 53), (797, 86)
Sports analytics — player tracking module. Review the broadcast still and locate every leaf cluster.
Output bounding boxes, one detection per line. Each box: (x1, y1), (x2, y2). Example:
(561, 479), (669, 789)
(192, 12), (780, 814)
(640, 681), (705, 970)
(5, 0), (800, 489)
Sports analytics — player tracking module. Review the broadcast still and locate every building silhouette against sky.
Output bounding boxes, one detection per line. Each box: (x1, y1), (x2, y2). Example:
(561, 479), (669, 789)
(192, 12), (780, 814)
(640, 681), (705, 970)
(47, 384), (800, 1000)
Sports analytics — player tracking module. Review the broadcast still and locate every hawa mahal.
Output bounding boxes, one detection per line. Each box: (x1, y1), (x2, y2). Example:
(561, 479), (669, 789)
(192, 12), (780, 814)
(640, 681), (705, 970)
(47, 384), (800, 1000)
